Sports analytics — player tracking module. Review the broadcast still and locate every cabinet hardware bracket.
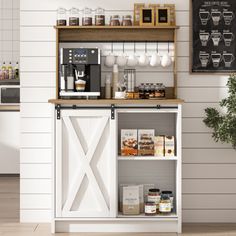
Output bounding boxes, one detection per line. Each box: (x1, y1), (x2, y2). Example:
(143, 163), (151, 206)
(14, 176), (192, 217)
(157, 105), (161, 109)
(56, 105), (61, 120)
(111, 104), (115, 120)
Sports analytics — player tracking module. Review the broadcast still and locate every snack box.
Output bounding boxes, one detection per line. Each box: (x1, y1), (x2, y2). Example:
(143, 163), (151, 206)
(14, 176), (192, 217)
(165, 136), (175, 156)
(138, 129), (155, 156)
(121, 129), (138, 156)
(154, 136), (165, 157)
(123, 185), (140, 215)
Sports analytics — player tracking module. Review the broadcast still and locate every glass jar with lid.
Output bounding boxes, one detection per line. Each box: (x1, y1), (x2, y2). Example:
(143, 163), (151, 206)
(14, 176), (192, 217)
(69, 7), (80, 26)
(82, 7), (93, 26)
(149, 83), (155, 99)
(147, 188), (161, 210)
(95, 7), (105, 26)
(139, 83), (145, 99)
(110, 15), (121, 26)
(57, 7), (67, 26)
(144, 83), (150, 99)
(161, 191), (174, 210)
(122, 15), (133, 26)
(155, 83), (166, 99)
(159, 195), (171, 214)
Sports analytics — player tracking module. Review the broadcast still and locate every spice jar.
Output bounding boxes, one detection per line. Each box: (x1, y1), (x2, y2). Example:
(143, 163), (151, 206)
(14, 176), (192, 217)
(147, 188), (161, 210)
(82, 7), (93, 26)
(149, 83), (155, 99)
(69, 8), (79, 26)
(162, 191), (174, 210)
(110, 15), (120, 26)
(139, 83), (145, 99)
(144, 83), (150, 99)
(145, 202), (156, 216)
(95, 7), (105, 26)
(155, 83), (166, 99)
(122, 15), (133, 26)
(159, 195), (171, 214)
(57, 7), (67, 26)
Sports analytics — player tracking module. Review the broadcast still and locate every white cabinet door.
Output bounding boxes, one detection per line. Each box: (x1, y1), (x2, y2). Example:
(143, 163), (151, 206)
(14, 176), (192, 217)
(56, 110), (117, 218)
(0, 111), (20, 174)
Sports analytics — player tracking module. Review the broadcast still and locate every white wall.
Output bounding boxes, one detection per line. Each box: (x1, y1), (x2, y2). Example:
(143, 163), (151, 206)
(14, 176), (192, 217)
(20, 0), (236, 223)
(0, 0), (19, 65)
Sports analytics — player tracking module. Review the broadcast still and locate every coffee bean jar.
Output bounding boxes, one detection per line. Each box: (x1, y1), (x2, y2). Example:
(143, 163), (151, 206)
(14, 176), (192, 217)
(69, 7), (79, 26)
(110, 15), (121, 26)
(82, 7), (93, 26)
(122, 15), (133, 26)
(57, 7), (67, 26)
(95, 7), (105, 26)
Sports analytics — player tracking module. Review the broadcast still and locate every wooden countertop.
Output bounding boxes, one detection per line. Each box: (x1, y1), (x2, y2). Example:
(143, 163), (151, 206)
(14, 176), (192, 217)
(48, 99), (184, 105)
(0, 105), (20, 111)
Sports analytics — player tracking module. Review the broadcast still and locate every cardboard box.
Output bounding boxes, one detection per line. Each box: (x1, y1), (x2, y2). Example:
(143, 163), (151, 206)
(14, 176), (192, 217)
(154, 136), (165, 157)
(138, 129), (155, 156)
(165, 136), (175, 156)
(123, 185), (140, 215)
(121, 129), (138, 156)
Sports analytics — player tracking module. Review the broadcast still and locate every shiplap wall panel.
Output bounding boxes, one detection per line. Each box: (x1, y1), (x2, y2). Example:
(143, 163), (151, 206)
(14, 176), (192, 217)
(20, 0), (236, 223)
(183, 195), (236, 209)
(21, 133), (52, 148)
(20, 179), (52, 194)
(183, 149), (236, 164)
(20, 72), (56, 88)
(20, 149), (51, 163)
(21, 118), (52, 133)
(20, 194), (52, 209)
(183, 179), (236, 194)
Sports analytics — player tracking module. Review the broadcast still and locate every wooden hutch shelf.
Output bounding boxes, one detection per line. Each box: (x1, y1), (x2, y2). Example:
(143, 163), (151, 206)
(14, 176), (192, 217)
(49, 98), (184, 105)
(55, 25), (179, 42)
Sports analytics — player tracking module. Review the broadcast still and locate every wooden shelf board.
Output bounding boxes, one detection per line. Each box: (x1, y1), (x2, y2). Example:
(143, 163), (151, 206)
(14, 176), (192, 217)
(54, 25), (180, 30)
(118, 156), (177, 161)
(48, 99), (184, 105)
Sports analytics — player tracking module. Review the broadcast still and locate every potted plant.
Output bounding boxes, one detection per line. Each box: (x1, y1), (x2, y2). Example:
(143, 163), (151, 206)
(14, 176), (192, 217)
(203, 74), (236, 149)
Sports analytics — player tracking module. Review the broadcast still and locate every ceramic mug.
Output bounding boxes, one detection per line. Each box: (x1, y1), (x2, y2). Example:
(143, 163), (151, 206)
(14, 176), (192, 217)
(161, 53), (172, 68)
(150, 52), (161, 67)
(139, 53), (149, 66)
(105, 53), (116, 67)
(127, 54), (138, 67)
(116, 53), (127, 67)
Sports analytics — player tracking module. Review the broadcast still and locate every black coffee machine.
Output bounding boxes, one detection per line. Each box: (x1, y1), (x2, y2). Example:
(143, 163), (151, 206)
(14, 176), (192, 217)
(59, 48), (101, 99)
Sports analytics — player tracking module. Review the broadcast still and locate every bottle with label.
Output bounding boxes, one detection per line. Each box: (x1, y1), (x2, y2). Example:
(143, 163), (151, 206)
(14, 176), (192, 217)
(105, 74), (112, 99)
(112, 64), (119, 98)
(14, 62), (19, 80)
(8, 62), (14, 80)
(1, 62), (7, 80)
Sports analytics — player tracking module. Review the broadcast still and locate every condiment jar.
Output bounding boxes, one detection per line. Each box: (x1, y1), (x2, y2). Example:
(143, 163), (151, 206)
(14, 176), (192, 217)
(145, 202), (156, 216)
(95, 7), (105, 26)
(122, 15), (133, 26)
(149, 83), (155, 99)
(110, 15), (120, 26)
(144, 83), (150, 99)
(159, 195), (171, 214)
(162, 191), (174, 210)
(155, 83), (166, 99)
(82, 7), (93, 26)
(57, 7), (67, 26)
(139, 83), (145, 99)
(147, 188), (161, 210)
(69, 8), (80, 26)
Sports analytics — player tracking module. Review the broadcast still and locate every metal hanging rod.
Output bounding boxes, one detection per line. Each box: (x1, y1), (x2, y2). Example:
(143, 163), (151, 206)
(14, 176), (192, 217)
(55, 104), (178, 120)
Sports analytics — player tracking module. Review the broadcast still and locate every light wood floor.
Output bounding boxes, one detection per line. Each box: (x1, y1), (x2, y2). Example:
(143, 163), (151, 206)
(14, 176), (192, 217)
(0, 177), (236, 235)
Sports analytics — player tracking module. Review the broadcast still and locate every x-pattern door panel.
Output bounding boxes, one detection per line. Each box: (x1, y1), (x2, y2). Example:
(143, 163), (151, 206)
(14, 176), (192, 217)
(56, 110), (116, 218)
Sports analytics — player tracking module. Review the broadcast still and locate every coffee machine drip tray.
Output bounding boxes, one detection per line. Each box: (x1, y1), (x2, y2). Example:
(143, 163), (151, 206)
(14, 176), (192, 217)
(60, 91), (100, 99)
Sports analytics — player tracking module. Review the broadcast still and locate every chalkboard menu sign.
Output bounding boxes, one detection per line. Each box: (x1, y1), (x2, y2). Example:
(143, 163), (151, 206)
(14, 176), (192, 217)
(191, 0), (236, 73)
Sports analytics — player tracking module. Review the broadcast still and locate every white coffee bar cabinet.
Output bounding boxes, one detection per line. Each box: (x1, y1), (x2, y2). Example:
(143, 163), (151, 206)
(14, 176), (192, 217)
(49, 99), (183, 233)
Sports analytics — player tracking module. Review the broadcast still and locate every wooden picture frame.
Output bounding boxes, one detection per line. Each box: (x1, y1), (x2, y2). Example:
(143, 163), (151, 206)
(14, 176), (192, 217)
(164, 4), (176, 25)
(156, 7), (171, 26)
(140, 7), (155, 26)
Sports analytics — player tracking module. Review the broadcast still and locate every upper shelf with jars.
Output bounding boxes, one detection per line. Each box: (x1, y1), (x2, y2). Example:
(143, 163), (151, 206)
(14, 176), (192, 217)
(55, 4), (179, 42)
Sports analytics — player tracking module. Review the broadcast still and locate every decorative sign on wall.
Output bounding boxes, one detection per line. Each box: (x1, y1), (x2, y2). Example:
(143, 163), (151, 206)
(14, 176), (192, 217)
(191, 0), (236, 73)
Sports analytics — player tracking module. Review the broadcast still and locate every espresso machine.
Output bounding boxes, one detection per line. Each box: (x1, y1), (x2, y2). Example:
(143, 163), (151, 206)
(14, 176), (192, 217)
(59, 48), (101, 99)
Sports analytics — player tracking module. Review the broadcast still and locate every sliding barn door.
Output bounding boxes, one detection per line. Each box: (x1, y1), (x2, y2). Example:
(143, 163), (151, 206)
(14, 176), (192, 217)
(55, 110), (116, 218)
